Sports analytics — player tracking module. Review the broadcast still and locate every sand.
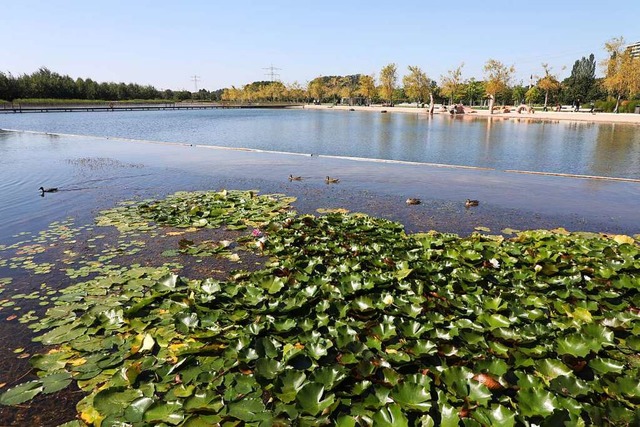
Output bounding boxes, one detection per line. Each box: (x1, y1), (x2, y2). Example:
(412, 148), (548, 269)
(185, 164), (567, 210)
(303, 103), (640, 125)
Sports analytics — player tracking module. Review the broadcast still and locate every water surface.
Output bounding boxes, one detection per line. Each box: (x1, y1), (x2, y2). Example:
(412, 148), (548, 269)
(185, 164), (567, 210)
(2, 109), (640, 179)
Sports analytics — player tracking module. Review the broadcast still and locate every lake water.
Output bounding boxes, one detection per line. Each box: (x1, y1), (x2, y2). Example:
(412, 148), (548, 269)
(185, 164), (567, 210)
(2, 108), (640, 179)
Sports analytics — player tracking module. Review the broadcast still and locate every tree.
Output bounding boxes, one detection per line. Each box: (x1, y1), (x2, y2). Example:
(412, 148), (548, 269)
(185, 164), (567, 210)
(484, 59), (515, 114)
(379, 63), (397, 106)
(440, 63), (464, 105)
(512, 85), (527, 105)
(402, 65), (433, 111)
(339, 75), (359, 105)
(563, 54), (597, 104)
(536, 63), (562, 110)
(308, 77), (326, 103)
(525, 86), (541, 105)
(463, 79), (484, 106)
(287, 81), (305, 103)
(358, 74), (376, 106)
(602, 37), (640, 113)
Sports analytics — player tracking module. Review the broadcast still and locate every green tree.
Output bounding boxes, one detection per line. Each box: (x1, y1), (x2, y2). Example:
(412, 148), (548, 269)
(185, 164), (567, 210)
(440, 63), (464, 105)
(512, 85), (526, 105)
(379, 63), (397, 106)
(402, 65), (433, 110)
(602, 36), (640, 113)
(536, 63), (562, 110)
(484, 59), (515, 114)
(525, 86), (541, 105)
(464, 78), (484, 106)
(563, 54), (596, 104)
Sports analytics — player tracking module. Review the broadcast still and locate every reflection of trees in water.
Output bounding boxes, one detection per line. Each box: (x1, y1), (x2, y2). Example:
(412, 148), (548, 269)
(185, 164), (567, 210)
(593, 124), (640, 179)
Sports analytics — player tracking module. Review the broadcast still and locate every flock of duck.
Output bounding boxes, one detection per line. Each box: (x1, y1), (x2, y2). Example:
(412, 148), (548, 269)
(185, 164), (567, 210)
(287, 176), (480, 208)
(41, 180), (480, 209)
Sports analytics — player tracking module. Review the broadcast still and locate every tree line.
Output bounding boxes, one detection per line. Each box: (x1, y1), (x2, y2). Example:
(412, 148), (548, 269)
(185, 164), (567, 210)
(222, 37), (639, 114)
(2, 37), (639, 113)
(0, 67), (222, 103)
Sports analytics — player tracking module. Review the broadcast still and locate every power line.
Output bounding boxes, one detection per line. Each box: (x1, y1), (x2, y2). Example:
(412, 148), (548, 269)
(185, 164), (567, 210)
(191, 75), (201, 91)
(262, 64), (281, 82)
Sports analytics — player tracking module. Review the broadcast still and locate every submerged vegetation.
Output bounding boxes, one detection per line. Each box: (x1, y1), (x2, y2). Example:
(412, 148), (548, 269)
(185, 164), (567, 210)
(0, 189), (639, 426)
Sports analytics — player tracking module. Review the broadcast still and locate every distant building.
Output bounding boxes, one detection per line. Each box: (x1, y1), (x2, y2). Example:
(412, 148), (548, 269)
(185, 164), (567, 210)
(627, 41), (640, 58)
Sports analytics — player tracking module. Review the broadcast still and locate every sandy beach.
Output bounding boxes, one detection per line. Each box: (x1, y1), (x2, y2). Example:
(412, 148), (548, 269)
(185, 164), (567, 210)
(304, 103), (640, 125)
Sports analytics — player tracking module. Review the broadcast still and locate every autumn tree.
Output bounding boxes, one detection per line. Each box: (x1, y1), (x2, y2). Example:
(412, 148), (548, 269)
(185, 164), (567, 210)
(484, 59), (515, 114)
(379, 63), (397, 106)
(536, 63), (562, 110)
(340, 75), (360, 106)
(602, 37), (640, 113)
(402, 65), (433, 111)
(287, 81), (305, 102)
(440, 63), (464, 105)
(358, 74), (376, 106)
(308, 77), (326, 103)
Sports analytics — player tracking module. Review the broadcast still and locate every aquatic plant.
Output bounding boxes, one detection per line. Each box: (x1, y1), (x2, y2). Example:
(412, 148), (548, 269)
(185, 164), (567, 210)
(1, 189), (639, 426)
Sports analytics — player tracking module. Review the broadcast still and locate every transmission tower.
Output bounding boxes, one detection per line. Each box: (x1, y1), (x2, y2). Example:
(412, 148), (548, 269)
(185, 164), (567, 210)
(191, 75), (201, 91)
(262, 64), (281, 82)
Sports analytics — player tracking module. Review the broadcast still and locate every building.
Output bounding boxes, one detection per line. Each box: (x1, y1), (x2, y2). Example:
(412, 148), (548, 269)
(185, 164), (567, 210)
(627, 41), (640, 58)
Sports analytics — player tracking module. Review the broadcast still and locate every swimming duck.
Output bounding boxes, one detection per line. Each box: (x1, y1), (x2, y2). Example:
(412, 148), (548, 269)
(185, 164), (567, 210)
(406, 198), (421, 205)
(39, 187), (58, 194)
(325, 176), (340, 184)
(465, 199), (479, 208)
(289, 174), (303, 181)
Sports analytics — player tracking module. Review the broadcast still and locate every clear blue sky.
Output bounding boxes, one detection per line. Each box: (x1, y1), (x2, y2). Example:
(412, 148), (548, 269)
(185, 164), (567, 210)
(2, 0), (638, 91)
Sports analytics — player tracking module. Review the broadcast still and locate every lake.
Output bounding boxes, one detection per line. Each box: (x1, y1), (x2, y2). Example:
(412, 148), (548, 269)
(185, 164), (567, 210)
(2, 108), (640, 179)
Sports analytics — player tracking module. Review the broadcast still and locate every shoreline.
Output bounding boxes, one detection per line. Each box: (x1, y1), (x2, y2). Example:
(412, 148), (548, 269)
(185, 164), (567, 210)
(303, 103), (640, 125)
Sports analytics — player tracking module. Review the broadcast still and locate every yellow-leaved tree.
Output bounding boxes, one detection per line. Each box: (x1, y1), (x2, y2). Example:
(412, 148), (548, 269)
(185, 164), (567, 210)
(536, 63), (562, 111)
(440, 63), (464, 106)
(379, 63), (397, 106)
(402, 65), (434, 113)
(602, 37), (640, 113)
(484, 59), (515, 114)
(358, 74), (376, 106)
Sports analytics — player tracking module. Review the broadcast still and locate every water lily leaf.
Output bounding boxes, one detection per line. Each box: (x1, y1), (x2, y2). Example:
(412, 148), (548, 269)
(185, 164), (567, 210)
(517, 388), (558, 417)
(255, 358), (282, 380)
(535, 359), (572, 379)
(371, 404), (409, 427)
(0, 381), (43, 405)
(94, 388), (144, 416)
(226, 397), (268, 422)
(41, 371), (72, 394)
(390, 374), (432, 411)
(556, 335), (593, 358)
(275, 370), (307, 403)
(143, 401), (184, 425)
(589, 357), (625, 375)
(336, 415), (357, 427)
(39, 324), (87, 345)
(473, 405), (515, 427)
(296, 382), (335, 416)
(124, 397), (154, 423)
(439, 401), (460, 427)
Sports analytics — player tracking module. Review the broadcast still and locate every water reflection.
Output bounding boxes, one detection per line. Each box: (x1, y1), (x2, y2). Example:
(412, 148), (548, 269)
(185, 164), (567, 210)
(2, 109), (640, 179)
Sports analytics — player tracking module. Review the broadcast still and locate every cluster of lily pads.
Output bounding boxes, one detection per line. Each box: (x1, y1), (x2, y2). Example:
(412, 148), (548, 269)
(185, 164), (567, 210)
(1, 189), (639, 426)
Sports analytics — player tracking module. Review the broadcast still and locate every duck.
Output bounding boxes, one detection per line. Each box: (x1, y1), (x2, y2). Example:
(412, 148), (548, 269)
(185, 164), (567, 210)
(325, 176), (340, 184)
(39, 186), (58, 194)
(465, 199), (479, 208)
(406, 198), (421, 205)
(289, 174), (303, 181)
